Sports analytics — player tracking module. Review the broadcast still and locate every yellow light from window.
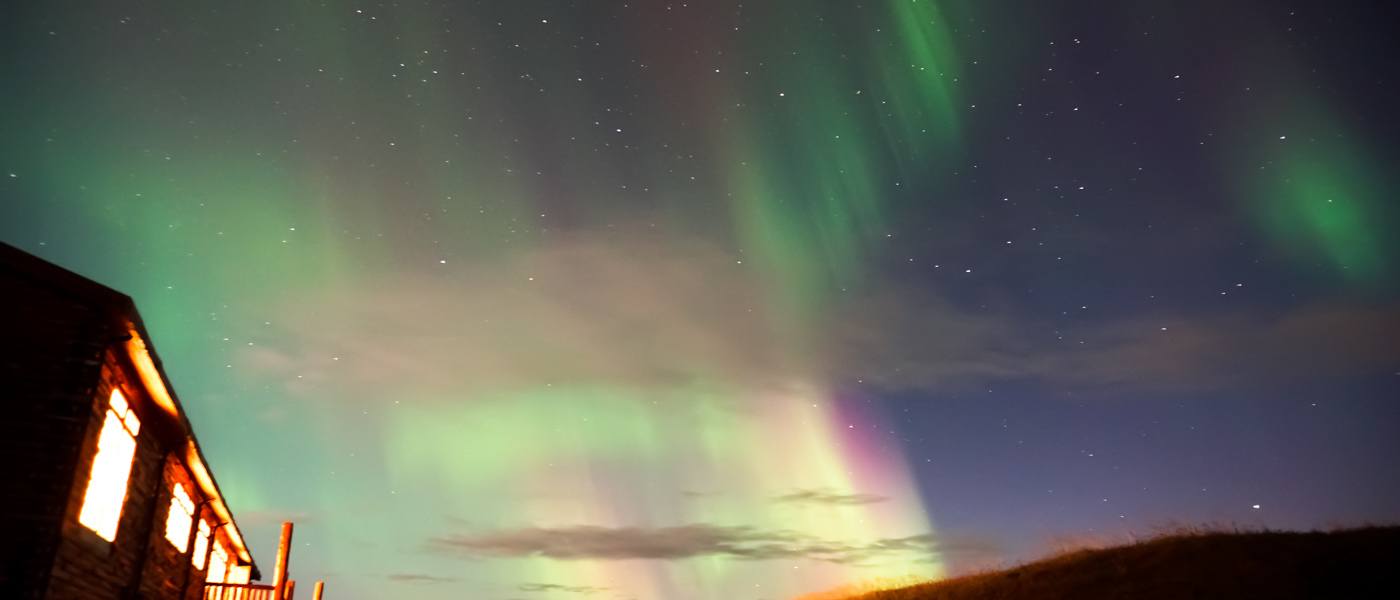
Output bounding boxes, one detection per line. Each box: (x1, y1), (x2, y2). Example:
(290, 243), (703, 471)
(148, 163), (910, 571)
(164, 483), (195, 552)
(226, 564), (252, 584)
(77, 389), (140, 542)
(207, 542), (229, 583)
(192, 520), (211, 569)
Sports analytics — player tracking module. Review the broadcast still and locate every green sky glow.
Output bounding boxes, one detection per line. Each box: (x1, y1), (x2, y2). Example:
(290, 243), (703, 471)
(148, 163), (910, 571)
(0, 2), (972, 598)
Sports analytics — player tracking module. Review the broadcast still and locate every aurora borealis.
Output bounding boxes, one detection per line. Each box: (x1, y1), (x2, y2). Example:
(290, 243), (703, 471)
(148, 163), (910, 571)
(3, 2), (1400, 599)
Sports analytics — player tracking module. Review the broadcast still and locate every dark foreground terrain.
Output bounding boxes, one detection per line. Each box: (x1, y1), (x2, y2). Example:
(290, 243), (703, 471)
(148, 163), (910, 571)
(857, 526), (1400, 600)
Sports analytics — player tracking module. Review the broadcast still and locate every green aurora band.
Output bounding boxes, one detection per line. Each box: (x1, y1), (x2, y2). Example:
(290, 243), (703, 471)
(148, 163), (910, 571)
(1246, 119), (1394, 286)
(725, 0), (964, 331)
(1, 1), (971, 598)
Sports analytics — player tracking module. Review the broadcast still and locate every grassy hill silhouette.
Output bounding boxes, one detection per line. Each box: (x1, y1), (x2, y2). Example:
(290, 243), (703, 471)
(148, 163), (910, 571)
(851, 526), (1399, 600)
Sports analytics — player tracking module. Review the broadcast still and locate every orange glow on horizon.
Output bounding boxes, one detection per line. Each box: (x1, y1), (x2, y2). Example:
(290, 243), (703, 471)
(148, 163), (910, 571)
(789, 575), (934, 600)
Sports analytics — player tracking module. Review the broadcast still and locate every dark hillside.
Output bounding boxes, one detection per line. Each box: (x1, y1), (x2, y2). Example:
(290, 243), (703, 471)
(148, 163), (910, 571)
(857, 527), (1400, 600)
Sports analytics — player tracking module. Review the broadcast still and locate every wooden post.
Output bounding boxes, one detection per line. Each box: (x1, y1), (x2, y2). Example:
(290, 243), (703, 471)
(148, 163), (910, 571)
(285, 579), (297, 600)
(313, 580), (325, 600)
(272, 522), (294, 599)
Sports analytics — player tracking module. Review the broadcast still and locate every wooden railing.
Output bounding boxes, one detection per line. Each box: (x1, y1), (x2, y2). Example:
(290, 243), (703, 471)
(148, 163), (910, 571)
(204, 582), (279, 600)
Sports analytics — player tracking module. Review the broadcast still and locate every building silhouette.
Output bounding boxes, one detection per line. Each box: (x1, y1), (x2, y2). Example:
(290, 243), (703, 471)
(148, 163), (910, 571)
(0, 243), (277, 599)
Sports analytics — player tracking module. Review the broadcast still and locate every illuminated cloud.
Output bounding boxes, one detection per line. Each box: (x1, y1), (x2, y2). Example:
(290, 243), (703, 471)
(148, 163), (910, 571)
(775, 489), (890, 506)
(837, 294), (1400, 393)
(387, 573), (458, 584)
(244, 226), (1399, 411)
(245, 231), (795, 402)
(518, 582), (610, 595)
(428, 523), (994, 565)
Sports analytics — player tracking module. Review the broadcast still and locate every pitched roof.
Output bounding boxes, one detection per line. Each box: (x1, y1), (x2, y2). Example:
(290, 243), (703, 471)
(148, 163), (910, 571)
(1, 242), (261, 579)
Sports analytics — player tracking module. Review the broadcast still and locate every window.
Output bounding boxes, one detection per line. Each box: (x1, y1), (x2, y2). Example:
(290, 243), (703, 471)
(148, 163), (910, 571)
(226, 564), (252, 584)
(192, 520), (211, 569)
(206, 541), (229, 583)
(164, 483), (195, 552)
(77, 389), (141, 542)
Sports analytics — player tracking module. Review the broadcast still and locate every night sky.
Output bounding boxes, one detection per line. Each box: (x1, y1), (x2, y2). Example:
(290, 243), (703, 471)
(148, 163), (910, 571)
(3, 1), (1399, 599)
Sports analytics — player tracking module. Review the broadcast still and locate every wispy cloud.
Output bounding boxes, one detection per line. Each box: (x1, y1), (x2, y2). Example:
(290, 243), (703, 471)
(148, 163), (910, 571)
(428, 523), (997, 565)
(242, 229), (1399, 404)
(774, 489), (889, 506)
(518, 582), (609, 595)
(244, 232), (792, 400)
(834, 288), (1400, 393)
(387, 573), (458, 584)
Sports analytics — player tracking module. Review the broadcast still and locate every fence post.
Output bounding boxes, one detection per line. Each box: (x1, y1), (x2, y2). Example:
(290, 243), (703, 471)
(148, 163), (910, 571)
(285, 580), (296, 600)
(272, 522), (294, 599)
(312, 580), (325, 600)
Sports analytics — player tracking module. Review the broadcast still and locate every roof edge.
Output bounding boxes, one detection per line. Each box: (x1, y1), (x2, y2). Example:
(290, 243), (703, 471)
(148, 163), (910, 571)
(2, 242), (262, 578)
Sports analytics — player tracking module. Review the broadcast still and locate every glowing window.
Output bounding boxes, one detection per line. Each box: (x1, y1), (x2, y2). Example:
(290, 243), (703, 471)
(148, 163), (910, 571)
(227, 564), (252, 584)
(192, 520), (211, 569)
(164, 483), (195, 552)
(206, 541), (229, 583)
(77, 389), (141, 542)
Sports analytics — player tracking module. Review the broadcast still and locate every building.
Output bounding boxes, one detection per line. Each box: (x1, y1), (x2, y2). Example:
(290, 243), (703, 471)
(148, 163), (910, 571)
(0, 243), (270, 599)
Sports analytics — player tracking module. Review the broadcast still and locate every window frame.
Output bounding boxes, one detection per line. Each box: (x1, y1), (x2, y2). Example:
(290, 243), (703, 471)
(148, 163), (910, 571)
(192, 519), (211, 569)
(76, 388), (142, 542)
(206, 539), (230, 583)
(164, 482), (196, 552)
